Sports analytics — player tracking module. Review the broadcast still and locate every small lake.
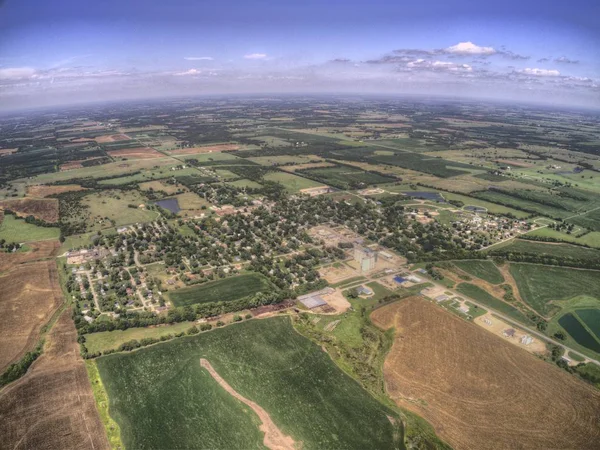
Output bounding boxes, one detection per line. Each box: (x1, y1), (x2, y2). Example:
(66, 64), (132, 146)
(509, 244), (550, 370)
(156, 198), (181, 214)
(402, 191), (445, 202)
(465, 205), (487, 213)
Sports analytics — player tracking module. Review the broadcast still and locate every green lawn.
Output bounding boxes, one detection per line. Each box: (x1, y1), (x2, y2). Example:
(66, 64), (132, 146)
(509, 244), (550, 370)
(0, 214), (60, 243)
(96, 317), (403, 450)
(456, 282), (533, 325)
(167, 273), (273, 307)
(453, 260), (504, 284)
(509, 263), (600, 317)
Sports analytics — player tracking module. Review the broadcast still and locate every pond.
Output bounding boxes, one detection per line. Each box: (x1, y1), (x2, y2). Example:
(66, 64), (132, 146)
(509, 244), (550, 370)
(402, 191), (445, 202)
(464, 205), (487, 213)
(156, 198), (181, 214)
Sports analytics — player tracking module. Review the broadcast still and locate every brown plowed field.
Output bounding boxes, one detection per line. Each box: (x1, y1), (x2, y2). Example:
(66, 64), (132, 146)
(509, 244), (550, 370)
(0, 310), (109, 450)
(0, 261), (63, 372)
(95, 134), (131, 143)
(171, 143), (240, 154)
(27, 184), (86, 198)
(107, 147), (163, 159)
(0, 240), (59, 272)
(0, 198), (59, 222)
(371, 297), (600, 450)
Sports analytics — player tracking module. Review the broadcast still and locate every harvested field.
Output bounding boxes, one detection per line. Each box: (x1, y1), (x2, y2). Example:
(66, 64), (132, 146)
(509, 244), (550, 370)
(171, 143), (240, 155)
(0, 240), (59, 272)
(59, 161), (83, 171)
(372, 297), (600, 450)
(95, 134), (131, 143)
(0, 261), (63, 372)
(107, 147), (164, 159)
(0, 310), (109, 450)
(27, 184), (86, 198)
(0, 197), (59, 222)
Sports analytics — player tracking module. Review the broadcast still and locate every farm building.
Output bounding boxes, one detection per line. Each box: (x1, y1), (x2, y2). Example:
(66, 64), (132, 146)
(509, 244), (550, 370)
(299, 295), (327, 309)
(503, 328), (516, 337)
(357, 285), (373, 296)
(434, 294), (449, 303)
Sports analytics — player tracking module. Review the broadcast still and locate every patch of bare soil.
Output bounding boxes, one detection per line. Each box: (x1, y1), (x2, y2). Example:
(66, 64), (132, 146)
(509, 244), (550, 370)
(0, 261), (63, 372)
(371, 297), (600, 450)
(0, 198), (59, 223)
(200, 359), (296, 450)
(0, 310), (109, 450)
(27, 184), (86, 198)
(107, 147), (164, 159)
(171, 143), (240, 154)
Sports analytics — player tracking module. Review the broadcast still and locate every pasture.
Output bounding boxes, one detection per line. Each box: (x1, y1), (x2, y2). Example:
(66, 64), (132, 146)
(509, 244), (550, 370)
(526, 227), (600, 249)
(262, 171), (323, 192)
(453, 260), (504, 284)
(299, 165), (395, 189)
(509, 264), (600, 316)
(167, 273), (273, 307)
(81, 191), (158, 229)
(456, 282), (532, 325)
(0, 214), (60, 243)
(96, 317), (403, 450)
(371, 298), (600, 450)
(492, 239), (600, 263)
(0, 198), (59, 223)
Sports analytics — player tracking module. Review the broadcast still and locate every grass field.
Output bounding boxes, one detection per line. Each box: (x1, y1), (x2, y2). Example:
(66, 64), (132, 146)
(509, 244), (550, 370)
(81, 190), (158, 229)
(262, 171), (323, 192)
(509, 264), (600, 316)
(456, 282), (532, 324)
(225, 179), (263, 189)
(97, 167), (200, 186)
(441, 192), (530, 218)
(96, 317), (403, 450)
(492, 239), (600, 262)
(526, 227), (600, 249)
(85, 321), (196, 354)
(167, 273), (273, 307)
(300, 165), (395, 189)
(453, 260), (504, 284)
(0, 214), (60, 243)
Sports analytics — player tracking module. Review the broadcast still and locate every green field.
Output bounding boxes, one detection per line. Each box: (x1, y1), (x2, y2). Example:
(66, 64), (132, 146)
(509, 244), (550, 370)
(456, 283), (532, 324)
(453, 260), (504, 284)
(509, 263), (600, 316)
(96, 317), (403, 450)
(492, 239), (600, 263)
(225, 179), (263, 189)
(526, 227), (600, 249)
(300, 165), (395, 189)
(0, 214), (60, 243)
(81, 191), (159, 229)
(97, 167), (200, 186)
(167, 273), (273, 307)
(262, 171), (323, 192)
(441, 192), (529, 218)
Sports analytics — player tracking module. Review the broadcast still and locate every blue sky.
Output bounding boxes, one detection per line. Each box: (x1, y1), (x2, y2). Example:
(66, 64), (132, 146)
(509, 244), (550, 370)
(0, 0), (598, 109)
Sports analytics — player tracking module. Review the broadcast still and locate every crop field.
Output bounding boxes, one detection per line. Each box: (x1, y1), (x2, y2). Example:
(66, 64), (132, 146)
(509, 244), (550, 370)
(262, 171), (323, 192)
(106, 147), (164, 159)
(526, 227), (600, 248)
(558, 313), (600, 353)
(472, 190), (572, 218)
(456, 282), (532, 324)
(568, 207), (600, 232)
(0, 261), (63, 372)
(0, 214), (60, 242)
(0, 240), (59, 272)
(97, 166), (200, 186)
(0, 311), (109, 450)
(368, 152), (475, 178)
(225, 179), (263, 189)
(248, 155), (314, 166)
(453, 260), (504, 284)
(0, 198), (59, 222)
(299, 165), (395, 189)
(96, 317), (402, 450)
(509, 264), (600, 316)
(371, 297), (600, 450)
(26, 184), (86, 198)
(169, 143), (240, 155)
(167, 273), (273, 307)
(441, 192), (530, 218)
(492, 239), (600, 262)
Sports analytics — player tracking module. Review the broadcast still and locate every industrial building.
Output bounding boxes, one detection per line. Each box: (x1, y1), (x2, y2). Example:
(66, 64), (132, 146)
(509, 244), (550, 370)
(354, 246), (378, 272)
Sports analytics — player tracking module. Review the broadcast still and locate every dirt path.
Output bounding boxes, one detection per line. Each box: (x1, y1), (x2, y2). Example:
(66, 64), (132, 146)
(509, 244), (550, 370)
(200, 359), (296, 450)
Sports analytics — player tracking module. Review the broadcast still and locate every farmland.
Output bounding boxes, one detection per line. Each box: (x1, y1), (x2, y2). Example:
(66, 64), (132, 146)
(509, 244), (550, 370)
(297, 164), (395, 189)
(0, 261), (62, 372)
(0, 198), (59, 222)
(0, 311), (109, 450)
(456, 282), (533, 324)
(261, 171), (323, 192)
(371, 298), (600, 450)
(492, 239), (600, 263)
(0, 214), (60, 242)
(509, 264), (600, 316)
(96, 317), (403, 450)
(167, 273), (274, 307)
(453, 260), (504, 284)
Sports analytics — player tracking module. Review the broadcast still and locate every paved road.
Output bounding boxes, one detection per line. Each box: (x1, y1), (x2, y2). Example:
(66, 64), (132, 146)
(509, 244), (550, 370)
(420, 272), (600, 366)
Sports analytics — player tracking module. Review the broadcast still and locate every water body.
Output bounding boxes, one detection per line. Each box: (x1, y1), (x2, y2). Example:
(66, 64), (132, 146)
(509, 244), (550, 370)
(156, 198), (181, 214)
(402, 191), (445, 202)
(464, 205), (487, 213)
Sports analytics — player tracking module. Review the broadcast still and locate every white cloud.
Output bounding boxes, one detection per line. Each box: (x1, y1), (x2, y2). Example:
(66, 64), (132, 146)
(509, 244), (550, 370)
(184, 56), (213, 61)
(406, 59), (472, 72)
(244, 53), (267, 60)
(175, 69), (202, 76)
(445, 41), (496, 55)
(0, 67), (37, 80)
(519, 68), (561, 77)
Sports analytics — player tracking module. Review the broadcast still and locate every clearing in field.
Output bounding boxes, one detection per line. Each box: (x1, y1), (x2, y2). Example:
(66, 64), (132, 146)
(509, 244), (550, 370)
(96, 317), (402, 450)
(107, 147), (164, 159)
(167, 273), (274, 307)
(372, 297), (600, 450)
(26, 184), (86, 198)
(509, 263), (600, 317)
(95, 133), (131, 143)
(0, 214), (60, 243)
(0, 310), (109, 450)
(452, 260), (504, 284)
(0, 197), (59, 223)
(0, 261), (63, 372)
